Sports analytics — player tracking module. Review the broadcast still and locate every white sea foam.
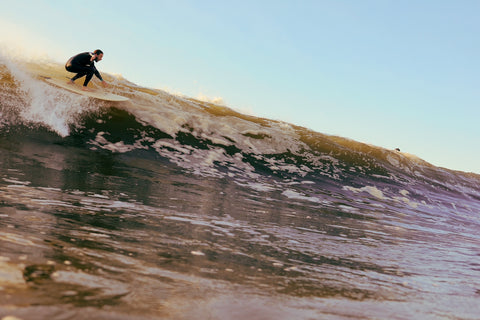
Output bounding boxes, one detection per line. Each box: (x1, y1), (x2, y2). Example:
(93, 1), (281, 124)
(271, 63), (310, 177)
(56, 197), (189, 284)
(343, 185), (423, 209)
(196, 93), (226, 106)
(344, 185), (387, 200)
(0, 54), (97, 137)
(282, 189), (321, 203)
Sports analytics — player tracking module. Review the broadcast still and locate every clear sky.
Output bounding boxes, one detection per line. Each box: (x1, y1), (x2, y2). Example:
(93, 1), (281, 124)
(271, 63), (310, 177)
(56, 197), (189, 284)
(1, 0), (479, 174)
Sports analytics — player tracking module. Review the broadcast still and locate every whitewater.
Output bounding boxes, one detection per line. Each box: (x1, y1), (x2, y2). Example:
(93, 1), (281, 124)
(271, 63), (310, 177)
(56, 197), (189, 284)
(1, 54), (480, 320)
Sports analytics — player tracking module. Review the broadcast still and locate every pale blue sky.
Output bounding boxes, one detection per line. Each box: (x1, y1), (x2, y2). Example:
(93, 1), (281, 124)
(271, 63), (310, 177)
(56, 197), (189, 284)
(1, 1), (479, 173)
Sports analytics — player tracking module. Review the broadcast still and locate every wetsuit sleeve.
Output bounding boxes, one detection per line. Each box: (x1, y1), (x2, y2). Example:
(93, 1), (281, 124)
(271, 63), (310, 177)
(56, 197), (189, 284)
(93, 66), (103, 81)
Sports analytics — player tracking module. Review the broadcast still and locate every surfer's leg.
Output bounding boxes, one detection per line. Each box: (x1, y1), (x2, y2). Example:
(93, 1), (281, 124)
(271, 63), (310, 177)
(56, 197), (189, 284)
(66, 65), (94, 86)
(82, 69), (95, 87)
(70, 71), (87, 82)
(66, 65), (86, 82)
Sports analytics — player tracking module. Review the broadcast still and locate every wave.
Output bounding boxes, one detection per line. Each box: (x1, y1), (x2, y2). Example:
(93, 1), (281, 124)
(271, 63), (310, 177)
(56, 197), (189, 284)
(1, 54), (480, 204)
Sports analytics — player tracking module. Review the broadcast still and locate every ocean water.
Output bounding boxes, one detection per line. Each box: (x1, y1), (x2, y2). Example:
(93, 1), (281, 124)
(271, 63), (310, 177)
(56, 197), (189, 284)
(1, 54), (480, 320)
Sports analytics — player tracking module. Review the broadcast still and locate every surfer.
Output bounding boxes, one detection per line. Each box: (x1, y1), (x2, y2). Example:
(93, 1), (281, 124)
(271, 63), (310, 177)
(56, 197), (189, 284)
(65, 49), (108, 91)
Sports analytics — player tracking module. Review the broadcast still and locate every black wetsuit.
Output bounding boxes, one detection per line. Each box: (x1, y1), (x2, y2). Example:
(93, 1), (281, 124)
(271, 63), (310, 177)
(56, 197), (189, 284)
(65, 52), (103, 86)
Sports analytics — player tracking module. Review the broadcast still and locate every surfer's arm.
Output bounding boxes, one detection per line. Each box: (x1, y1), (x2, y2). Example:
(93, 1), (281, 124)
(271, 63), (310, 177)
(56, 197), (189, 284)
(93, 66), (109, 87)
(93, 66), (103, 81)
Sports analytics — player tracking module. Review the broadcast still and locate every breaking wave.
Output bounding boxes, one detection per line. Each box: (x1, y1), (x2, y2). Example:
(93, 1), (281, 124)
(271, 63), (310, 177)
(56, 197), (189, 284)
(1, 54), (479, 216)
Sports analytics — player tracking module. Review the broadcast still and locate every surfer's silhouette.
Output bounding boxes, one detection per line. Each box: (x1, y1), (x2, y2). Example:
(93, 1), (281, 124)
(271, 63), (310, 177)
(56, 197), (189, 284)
(65, 49), (109, 91)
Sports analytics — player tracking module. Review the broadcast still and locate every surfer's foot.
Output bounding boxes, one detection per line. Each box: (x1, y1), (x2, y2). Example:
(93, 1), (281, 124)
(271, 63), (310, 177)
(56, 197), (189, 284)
(67, 80), (74, 85)
(81, 86), (93, 92)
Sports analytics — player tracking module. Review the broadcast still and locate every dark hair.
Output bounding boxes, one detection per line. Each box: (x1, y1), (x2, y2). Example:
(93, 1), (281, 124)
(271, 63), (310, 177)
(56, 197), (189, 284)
(93, 49), (103, 55)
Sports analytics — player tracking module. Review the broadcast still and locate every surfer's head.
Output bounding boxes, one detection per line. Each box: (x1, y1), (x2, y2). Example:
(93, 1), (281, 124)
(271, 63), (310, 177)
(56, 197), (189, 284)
(93, 49), (104, 62)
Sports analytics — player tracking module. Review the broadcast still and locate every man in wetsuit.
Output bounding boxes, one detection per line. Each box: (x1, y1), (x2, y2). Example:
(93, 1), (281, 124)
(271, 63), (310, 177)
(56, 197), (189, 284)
(65, 49), (108, 91)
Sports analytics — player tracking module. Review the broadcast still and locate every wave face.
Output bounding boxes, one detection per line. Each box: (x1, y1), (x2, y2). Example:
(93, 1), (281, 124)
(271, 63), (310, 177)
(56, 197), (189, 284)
(1, 56), (480, 319)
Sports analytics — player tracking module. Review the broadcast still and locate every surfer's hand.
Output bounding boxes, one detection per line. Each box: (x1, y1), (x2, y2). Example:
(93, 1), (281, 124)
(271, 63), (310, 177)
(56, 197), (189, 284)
(101, 81), (109, 88)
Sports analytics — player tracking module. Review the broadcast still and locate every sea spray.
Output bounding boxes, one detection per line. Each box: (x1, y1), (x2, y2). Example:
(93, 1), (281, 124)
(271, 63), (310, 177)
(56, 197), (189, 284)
(0, 53), (99, 137)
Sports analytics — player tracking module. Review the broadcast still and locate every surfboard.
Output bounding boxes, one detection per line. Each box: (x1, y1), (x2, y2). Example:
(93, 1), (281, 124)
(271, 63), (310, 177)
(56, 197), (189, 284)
(43, 77), (129, 102)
